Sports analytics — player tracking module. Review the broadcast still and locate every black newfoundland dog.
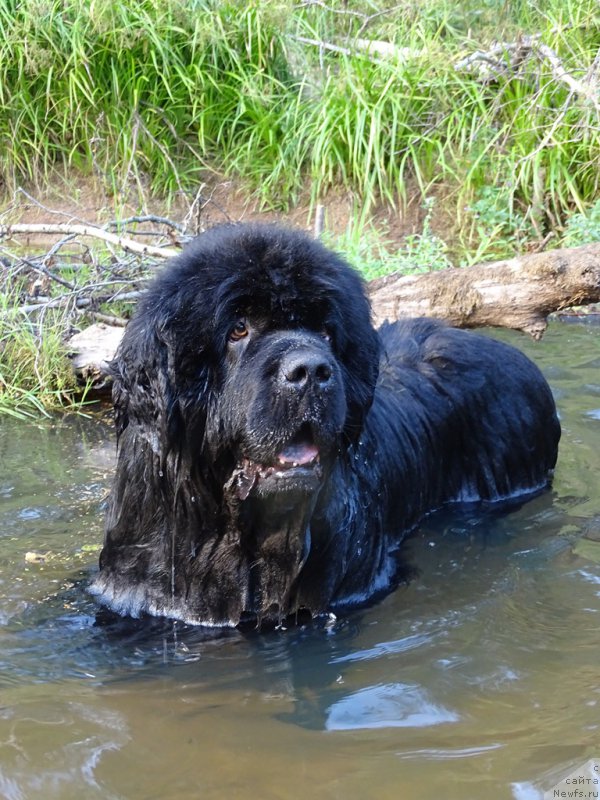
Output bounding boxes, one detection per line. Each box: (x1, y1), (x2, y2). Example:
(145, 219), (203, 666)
(90, 223), (560, 627)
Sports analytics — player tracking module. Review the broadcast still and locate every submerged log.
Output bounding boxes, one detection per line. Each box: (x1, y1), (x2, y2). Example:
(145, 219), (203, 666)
(368, 243), (600, 338)
(67, 242), (600, 386)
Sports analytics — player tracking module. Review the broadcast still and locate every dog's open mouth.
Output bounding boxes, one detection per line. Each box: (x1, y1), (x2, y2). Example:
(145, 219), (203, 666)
(277, 438), (320, 468)
(230, 426), (324, 500)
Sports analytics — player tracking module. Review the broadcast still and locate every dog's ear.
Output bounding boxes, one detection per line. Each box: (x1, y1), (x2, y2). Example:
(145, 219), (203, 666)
(341, 318), (380, 442)
(328, 258), (381, 443)
(109, 311), (211, 458)
(109, 318), (171, 441)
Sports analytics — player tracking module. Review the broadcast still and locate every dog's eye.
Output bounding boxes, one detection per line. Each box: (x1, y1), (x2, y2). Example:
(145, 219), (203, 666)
(321, 328), (332, 343)
(229, 320), (249, 342)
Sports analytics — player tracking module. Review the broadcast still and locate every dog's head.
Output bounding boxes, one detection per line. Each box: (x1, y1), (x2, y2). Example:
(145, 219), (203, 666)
(114, 224), (380, 500)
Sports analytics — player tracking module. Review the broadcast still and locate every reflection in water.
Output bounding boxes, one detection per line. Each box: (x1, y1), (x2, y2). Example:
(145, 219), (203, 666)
(0, 322), (599, 800)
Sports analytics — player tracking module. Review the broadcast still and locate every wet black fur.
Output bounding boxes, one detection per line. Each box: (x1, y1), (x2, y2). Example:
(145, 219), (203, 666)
(90, 223), (560, 627)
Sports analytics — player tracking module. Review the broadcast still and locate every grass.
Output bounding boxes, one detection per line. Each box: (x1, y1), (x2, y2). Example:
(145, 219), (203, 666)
(326, 197), (454, 279)
(0, 278), (91, 418)
(0, 0), (598, 228)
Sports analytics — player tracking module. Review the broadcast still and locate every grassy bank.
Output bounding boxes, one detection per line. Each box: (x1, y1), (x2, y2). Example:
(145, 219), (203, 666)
(1, 0), (600, 416)
(0, 295), (84, 418)
(1, 0), (599, 228)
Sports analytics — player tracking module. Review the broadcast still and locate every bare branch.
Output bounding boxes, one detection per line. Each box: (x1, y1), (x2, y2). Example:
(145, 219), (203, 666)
(0, 223), (178, 259)
(296, 0), (366, 19)
(11, 289), (145, 316)
(87, 310), (129, 327)
(107, 215), (187, 234)
(355, 4), (407, 38)
(291, 34), (419, 63)
(536, 42), (600, 112)
(292, 35), (370, 60)
(456, 35), (600, 112)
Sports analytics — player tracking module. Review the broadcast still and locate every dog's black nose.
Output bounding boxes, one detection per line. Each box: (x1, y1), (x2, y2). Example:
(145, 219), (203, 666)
(280, 349), (333, 390)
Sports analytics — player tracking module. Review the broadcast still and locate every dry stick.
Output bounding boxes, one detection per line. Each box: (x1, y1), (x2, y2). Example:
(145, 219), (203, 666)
(313, 205), (325, 238)
(15, 289), (145, 315)
(12, 186), (94, 226)
(292, 35), (380, 62)
(135, 114), (188, 200)
(454, 40), (529, 73)
(15, 253), (76, 291)
(513, 91), (576, 185)
(107, 215), (187, 233)
(295, 0), (367, 19)
(536, 43), (600, 112)
(119, 114), (141, 200)
(88, 310), (129, 327)
(292, 34), (415, 64)
(455, 36), (600, 112)
(0, 223), (178, 259)
(355, 4), (410, 38)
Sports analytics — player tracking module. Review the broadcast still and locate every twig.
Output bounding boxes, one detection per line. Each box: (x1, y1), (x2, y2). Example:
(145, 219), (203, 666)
(296, 1), (366, 19)
(107, 215), (187, 234)
(88, 311), (129, 327)
(182, 185), (206, 234)
(456, 35), (600, 112)
(313, 205), (325, 238)
(292, 34), (420, 63)
(135, 113), (188, 199)
(536, 42), (600, 112)
(12, 289), (146, 315)
(11, 187), (95, 226)
(291, 35), (380, 62)
(514, 91), (575, 170)
(355, 4), (407, 38)
(455, 40), (529, 73)
(120, 113), (141, 200)
(0, 223), (178, 259)
(15, 253), (76, 291)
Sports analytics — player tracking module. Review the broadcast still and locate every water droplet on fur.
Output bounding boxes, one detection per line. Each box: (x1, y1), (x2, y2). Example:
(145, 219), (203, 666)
(158, 470), (164, 477)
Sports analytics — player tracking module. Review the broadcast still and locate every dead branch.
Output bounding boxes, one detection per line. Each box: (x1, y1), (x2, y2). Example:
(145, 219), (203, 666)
(455, 36), (600, 112)
(536, 43), (600, 111)
(12, 289), (145, 315)
(296, 0), (366, 19)
(292, 35), (371, 60)
(291, 34), (420, 63)
(107, 215), (187, 234)
(0, 223), (178, 259)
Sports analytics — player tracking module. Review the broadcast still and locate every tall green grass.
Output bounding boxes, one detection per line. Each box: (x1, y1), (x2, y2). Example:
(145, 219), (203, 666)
(0, 289), (86, 417)
(0, 0), (598, 226)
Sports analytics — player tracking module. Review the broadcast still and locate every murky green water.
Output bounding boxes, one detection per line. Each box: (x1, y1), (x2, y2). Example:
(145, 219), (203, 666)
(1, 321), (599, 800)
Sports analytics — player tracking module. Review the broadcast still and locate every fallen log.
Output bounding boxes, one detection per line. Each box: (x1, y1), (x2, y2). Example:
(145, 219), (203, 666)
(368, 242), (600, 338)
(67, 323), (124, 389)
(66, 242), (600, 386)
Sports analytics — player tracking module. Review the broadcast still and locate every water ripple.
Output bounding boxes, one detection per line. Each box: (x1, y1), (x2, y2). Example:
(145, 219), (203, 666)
(330, 632), (431, 664)
(325, 682), (459, 731)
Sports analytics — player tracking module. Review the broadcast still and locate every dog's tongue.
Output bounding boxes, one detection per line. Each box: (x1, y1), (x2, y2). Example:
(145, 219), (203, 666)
(277, 442), (319, 467)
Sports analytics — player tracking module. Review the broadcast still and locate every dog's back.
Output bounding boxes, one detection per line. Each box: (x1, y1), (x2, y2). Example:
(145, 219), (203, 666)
(374, 317), (560, 509)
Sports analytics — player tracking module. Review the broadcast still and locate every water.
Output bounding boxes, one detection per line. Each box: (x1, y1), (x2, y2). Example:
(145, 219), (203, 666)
(0, 321), (599, 800)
